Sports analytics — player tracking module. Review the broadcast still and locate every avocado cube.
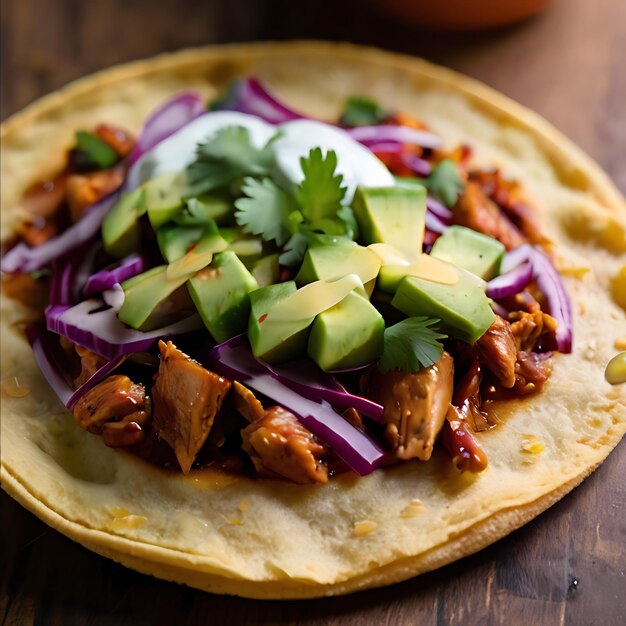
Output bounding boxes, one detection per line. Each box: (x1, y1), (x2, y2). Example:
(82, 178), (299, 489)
(251, 254), (280, 287)
(118, 265), (193, 331)
(145, 171), (188, 230)
(248, 282), (313, 363)
(295, 241), (380, 297)
(173, 194), (233, 227)
(391, 274), (495, 343)
(102, 187), (147, 258)
(430, 225), (505, 280)
(187, 251), (259, 343)
(307, 291), (384, 372)
(352, 186), (426, 259)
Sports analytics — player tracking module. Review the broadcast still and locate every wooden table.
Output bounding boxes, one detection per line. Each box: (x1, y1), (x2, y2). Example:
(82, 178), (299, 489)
(2, 1), (624, 624)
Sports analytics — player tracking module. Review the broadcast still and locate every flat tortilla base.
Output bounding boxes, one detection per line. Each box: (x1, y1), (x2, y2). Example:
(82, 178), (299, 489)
(2, 42), (625, 599)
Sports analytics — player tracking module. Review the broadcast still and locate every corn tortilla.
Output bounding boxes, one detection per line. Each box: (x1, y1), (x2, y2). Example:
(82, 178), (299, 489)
(1, 41), (625, 599)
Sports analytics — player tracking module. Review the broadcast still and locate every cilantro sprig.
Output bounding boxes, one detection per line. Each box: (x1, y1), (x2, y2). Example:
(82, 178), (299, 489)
(340, 96), (390, 127)
(378, 317), (447, 374)
(296, 148), (346, 224)
(426, 159), (465, 208)
(74, 131), (118, 170)
(186, 126), (277, 196)
(234, 177), (293, 246)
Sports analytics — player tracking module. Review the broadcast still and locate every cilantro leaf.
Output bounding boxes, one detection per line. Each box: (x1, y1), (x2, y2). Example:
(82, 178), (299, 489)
(296, 148), (346, 223)
(279, 231), (309, 266)
(426, 159), (465, 208)
(378, 317), (447, 374)
(340, 96), (390, 127)
(74, 131), (118, 170)
(234, 177), (292, 246)
(186, 126), (277, 195)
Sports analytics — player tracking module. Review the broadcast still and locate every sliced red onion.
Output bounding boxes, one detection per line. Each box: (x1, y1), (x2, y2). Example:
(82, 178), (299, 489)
(490, 300), (509, 319)
(46, 300), (203, 359)
(1, 191), (120, 274)
(346, 125), (442, 149)
(66, 354), (126, 410)
(49, 257), (75, 306)
(425, 210), (448, 234)
(214, 77), (306, 124)
(499, 245), (573, 353)
(269, 360), (383, 421)
(402, 153), (432, 177)
(26, 324), (74, 407)
(206, 335), (385, 475)
(426, 196), (453, 222)
(486, 262), (533, 299)
(26, 324), (125, 410)
(128, 92), (206, 165)
(371, 144), (433, 177)
(83, 253), (148, 296)
(102, 283), (125, 310)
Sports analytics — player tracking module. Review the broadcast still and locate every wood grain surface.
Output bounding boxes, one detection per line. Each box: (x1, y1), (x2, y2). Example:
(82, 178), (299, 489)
(1, 0), (625, 624)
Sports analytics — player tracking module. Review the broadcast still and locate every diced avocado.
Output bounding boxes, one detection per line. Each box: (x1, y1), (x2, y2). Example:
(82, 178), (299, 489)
(307, 291), (384, 371)
(352, 186), (426, 258)
(118, 265), (193, 331)
(102, 187), (147, 258)
(216, 227), (264, 259)
(251, 254), (280, 287)
(248, 282), (313, 363)
(158, 223), (208, 263)
(173, 194), (233, 227)
(159, 222), (229, 281)
(377, 254), (463, 293)
(145, 172), (188, 230)
(391, 273), (495, 343)
(430, 225), (505, 280)
(187, 251), (259, 343)
(295, 240), (380, 297)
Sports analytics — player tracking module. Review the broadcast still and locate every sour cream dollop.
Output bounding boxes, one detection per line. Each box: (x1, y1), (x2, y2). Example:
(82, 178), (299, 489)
(125, 112), (394, 203)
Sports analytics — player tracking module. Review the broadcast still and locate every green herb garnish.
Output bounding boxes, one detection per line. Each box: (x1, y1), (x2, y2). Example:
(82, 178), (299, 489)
(426, 159), (465, 208)
(378, 317), (447, 373)
(296, 148), (346, 224)
(74, 131), (118, 170)
(340, 96), (390, 127)
(186, 126), (277, 196)
(234, 177), (293, 246)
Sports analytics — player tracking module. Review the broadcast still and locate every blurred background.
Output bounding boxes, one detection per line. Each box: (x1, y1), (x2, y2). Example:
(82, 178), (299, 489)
(2, 1), (625, 624)
(1, 0), (624, 192)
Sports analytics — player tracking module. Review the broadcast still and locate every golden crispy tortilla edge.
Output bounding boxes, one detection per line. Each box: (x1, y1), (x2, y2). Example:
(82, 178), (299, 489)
(1, 41), (625, 599)
(0, 457), (601, 599)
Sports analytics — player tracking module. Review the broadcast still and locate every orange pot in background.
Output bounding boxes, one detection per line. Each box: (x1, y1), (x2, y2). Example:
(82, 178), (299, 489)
(375, 0), (554, 31)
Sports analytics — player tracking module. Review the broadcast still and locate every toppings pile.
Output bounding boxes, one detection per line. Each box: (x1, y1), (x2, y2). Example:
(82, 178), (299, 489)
(1, 78), (574, 484)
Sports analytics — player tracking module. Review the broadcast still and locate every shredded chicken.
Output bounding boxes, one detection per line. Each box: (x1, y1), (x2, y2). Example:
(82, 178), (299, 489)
(510, 310), (558, 352)
(453, 181), (526, 250)
(475, 312), (555, 397)
(232, 381), (265, 422)
(364, 352), (454, 461)
(151, 340), (231, 474)
(73, 374), (151, 447)
(94, 124), (134, 158)
(66, 168), (124, 222)
(16, 218), (58, 246)
(441, 405), (489, 473)
(513, 351), (553, 395)
(74, 344), (107, 387)
(453, 356), (496, 432)
(471, 170), (546, 244)
(241, 406), (328, 484)
(476, 316), (517, 388)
